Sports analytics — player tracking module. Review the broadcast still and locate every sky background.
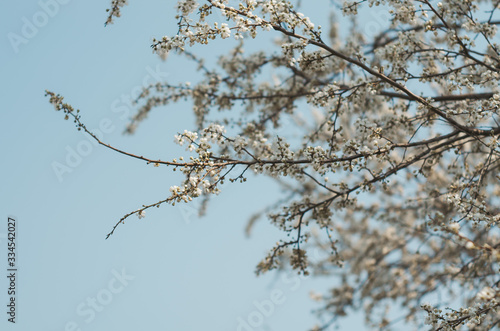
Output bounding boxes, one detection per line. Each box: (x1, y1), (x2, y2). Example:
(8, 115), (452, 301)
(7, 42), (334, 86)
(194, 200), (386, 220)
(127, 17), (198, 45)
(0, 1), (386, 330)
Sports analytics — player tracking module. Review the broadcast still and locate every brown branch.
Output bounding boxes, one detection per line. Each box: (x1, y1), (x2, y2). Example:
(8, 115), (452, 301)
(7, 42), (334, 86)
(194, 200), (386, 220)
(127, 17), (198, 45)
(271, 24), (500, 137)
(379, 91), (495, 102)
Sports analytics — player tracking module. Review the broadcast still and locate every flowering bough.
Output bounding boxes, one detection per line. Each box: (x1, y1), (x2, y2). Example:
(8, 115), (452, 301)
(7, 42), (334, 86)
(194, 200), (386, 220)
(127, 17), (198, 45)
(48, 0), (500, 329)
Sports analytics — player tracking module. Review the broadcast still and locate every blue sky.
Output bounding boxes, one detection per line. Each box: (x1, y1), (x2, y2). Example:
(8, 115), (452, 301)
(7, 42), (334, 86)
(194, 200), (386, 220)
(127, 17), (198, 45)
(0, 1), (371, 330)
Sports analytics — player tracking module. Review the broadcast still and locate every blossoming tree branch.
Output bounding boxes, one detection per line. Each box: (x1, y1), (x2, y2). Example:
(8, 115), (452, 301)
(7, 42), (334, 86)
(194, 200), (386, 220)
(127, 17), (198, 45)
(47, 0), (500, 329)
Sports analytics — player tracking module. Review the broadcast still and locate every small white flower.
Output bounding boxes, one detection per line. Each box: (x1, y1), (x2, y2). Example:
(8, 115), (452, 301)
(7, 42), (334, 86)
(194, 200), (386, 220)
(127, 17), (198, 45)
(220, 23), (231, 39)
(309, 291), (323, 302)
(448, 222), (460, 233)
(138, 210), (146, 219)
(189, 176), (199, 186)
(477, 287), (496, 301)
(465, 241), (476, 250)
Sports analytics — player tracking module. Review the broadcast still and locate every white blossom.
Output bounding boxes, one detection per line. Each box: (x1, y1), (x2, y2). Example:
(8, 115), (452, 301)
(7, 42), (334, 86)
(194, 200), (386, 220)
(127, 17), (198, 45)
(477, 287), (496, 301)
(55, 0), (500, 328)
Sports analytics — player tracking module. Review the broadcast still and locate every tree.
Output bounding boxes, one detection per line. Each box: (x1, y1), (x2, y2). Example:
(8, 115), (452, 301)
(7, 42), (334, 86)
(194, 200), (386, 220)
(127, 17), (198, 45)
(46, 0), (500, 329)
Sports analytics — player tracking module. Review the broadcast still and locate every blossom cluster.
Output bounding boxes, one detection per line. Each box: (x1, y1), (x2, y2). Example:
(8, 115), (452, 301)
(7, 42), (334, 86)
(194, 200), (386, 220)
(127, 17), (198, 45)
(52, 0), (500, 328)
